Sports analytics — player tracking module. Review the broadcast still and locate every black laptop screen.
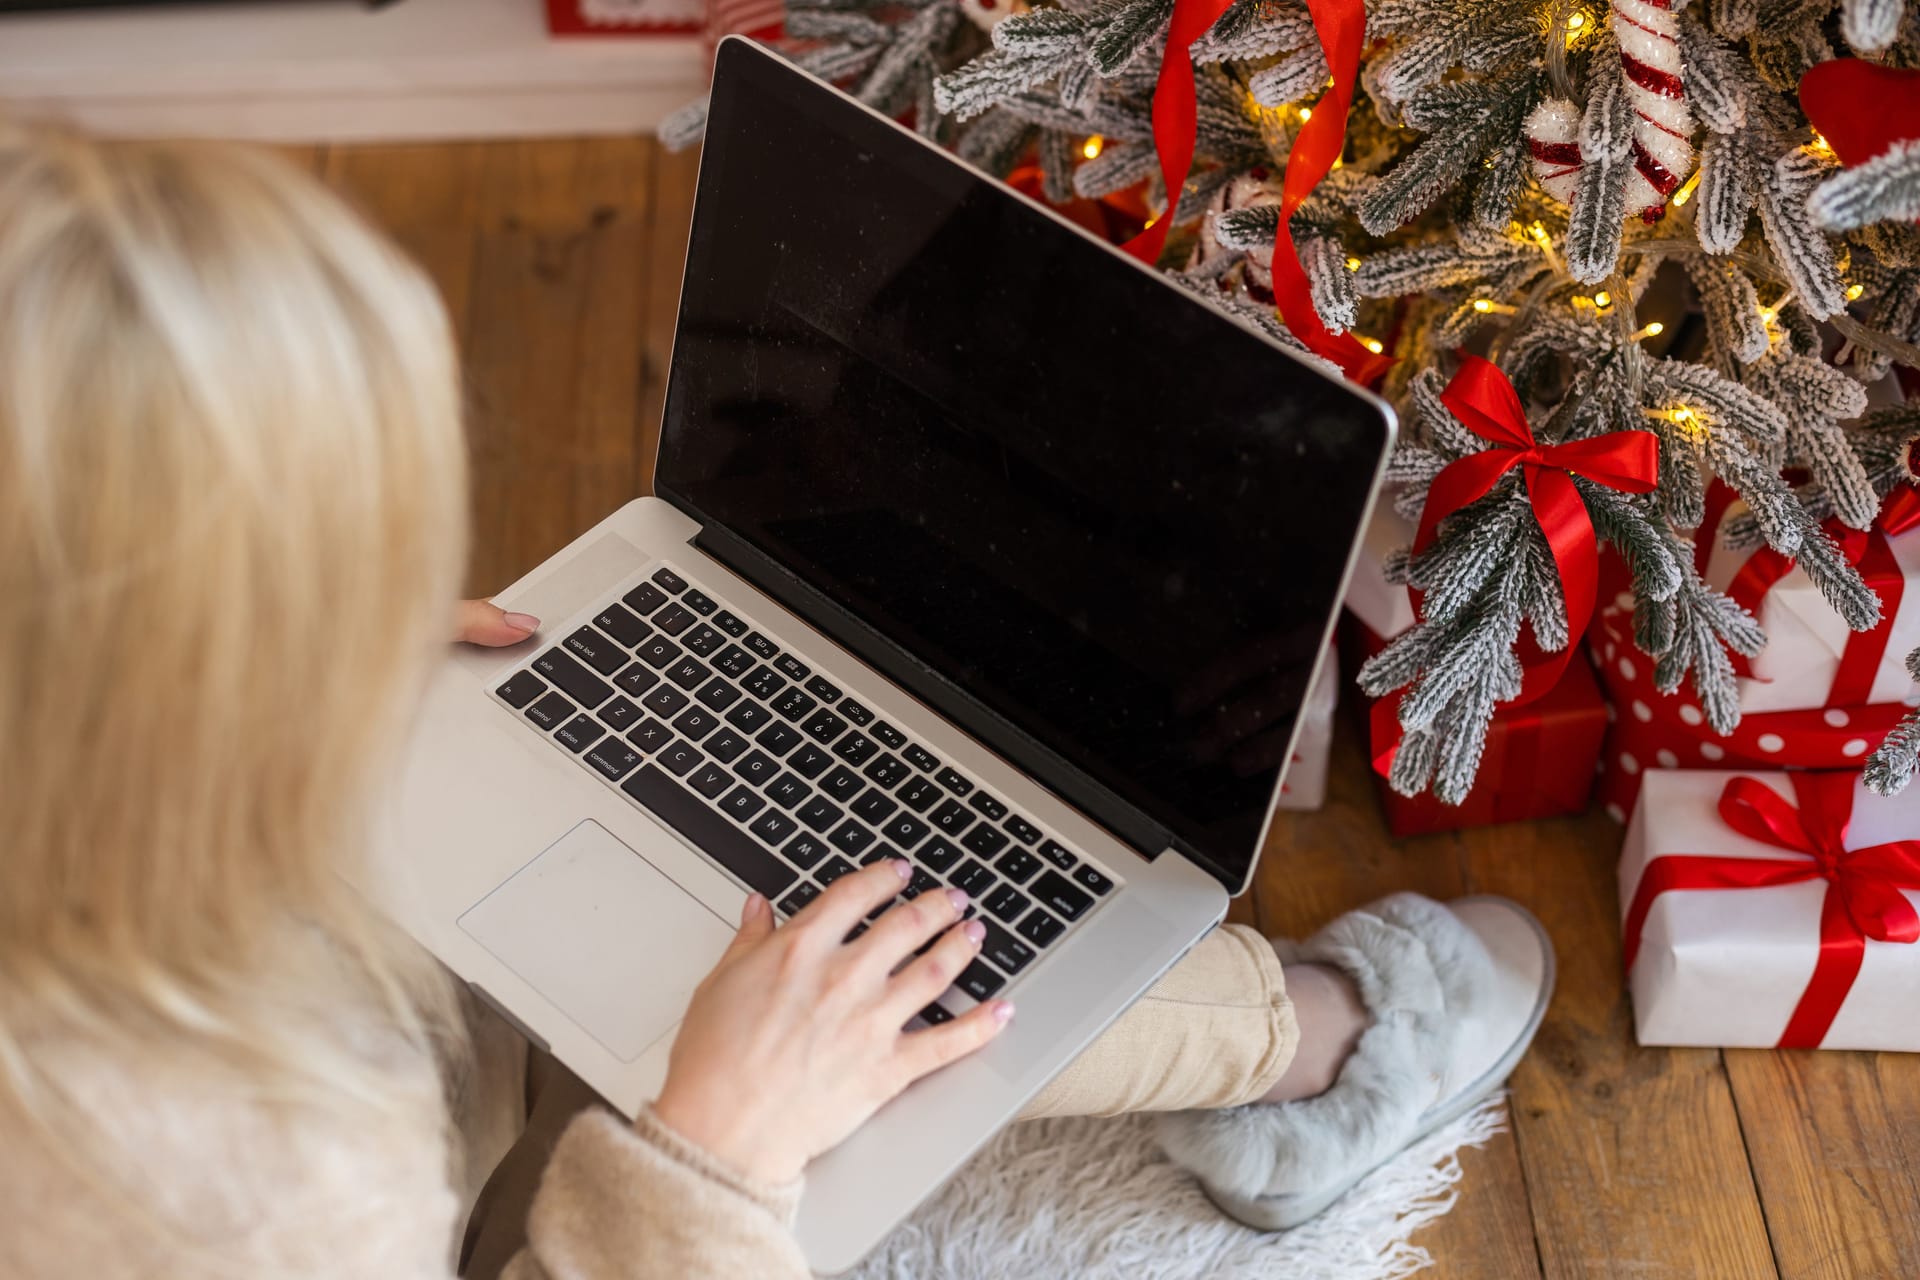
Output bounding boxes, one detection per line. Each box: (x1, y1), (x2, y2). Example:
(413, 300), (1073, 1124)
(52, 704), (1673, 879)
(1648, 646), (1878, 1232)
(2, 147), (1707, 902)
(656, 43), (1391, 890)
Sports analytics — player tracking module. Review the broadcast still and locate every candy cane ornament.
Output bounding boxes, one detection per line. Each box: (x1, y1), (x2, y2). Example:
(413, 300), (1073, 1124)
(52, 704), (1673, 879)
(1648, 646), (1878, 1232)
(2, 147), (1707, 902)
(1610, 0), (1695, 218)
(1525, 97), (1584, 205)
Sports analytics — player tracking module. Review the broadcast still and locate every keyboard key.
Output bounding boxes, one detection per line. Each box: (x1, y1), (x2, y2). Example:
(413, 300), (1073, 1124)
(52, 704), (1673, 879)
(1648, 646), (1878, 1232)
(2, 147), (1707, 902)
(802, 708), (848, 744)
(772, 687), (818, 722)
(688, 762), (734, 799)
(833, 731), (878, 766)
(778, 882), (821, 916)
(774, 654), (810, 681)
(650, 566), (687, 593)
(1037, 839), (1077, 871)
(962, 824), (1010, 859)
(820, 766), (865, 803)
(951, 859), (997, 898)
(983, 883), (1030, 924)
(636, 636), (682, 670)
(744, 631), (779, 660)
(828, 820), (877, 857)
(997, 847), (1042, 883)
(1030, 870), (1094, 921)
(564, 625), (633, 675)
(896, 776), (941, 812)
(956, 960), (1005, 1001)
(918, 1003), (954, 1026)
(930, 799), (975, 836)
(667, 657), (711, 691)
(766, 772), (813, 809)
(525, 691), (575, 730)
(1005, 815), (1043, 846)
(554, 714), (604, 753)
(695, 678), (741, 712)
(783, 833), (829, 869)
(620, 765), (795, 898)
(496, 670), (548, 708)
(534, 648), (614, 709)
(750, 809), (799, 846)
(880, 812), (930, 849)
(713, 610), (749, 637)
(593, 603), (650, 648)
(805, 675), (841, 703)
(851, 789), (898, 825)
(904, 867), (941, 899)
(864, 845), (900, 868)
(657, 739), (703, 777)
(682, 588), (717, 615)
(641, 685), (689, 717)
(935, 768), (974, 797)
(968, 792), (1009, 821)
(653, 607), (695, 643)
(703, 728), (749, 763)
(714, 644), (755, 678)
(786, 744), (834, 779)
(918, 836), (964, 873)
(755, 722), (802, 756)
(980, 921), (1036, 975)
(622, 582), (667, 615)
(862, 753), (912, 789)
(719, 786), (766, 821)
(744, 665), (787, 700)
(585, 739), (643, 781)
(1072, 864), (1114, 895)
(904, 744), (940, 773)
(614, 663), (659, 698)
(838, 698), (874, 726)
(627, 717), (672, 751)
(844, 922), (870, 943)
(798, 797), (844, 833)
(733, 750), (780, 786)
(815, 856), (856, 886)
(682, 624), (726, 657)
(1016, 909), (1065, 948)
(871, 721), (907, 750)
(671, 706), (719, 741)
(597, 696), (643, 732)
(725, 701), (772, 733)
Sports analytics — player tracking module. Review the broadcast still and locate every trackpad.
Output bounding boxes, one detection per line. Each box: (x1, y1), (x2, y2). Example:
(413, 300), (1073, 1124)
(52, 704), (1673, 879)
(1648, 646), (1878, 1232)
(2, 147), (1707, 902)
(458, 820), (734, 1062)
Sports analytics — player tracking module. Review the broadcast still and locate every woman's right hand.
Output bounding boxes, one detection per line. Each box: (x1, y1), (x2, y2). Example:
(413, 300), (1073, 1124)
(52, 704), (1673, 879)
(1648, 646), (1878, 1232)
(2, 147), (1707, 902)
(652, 860), (1012, 1185)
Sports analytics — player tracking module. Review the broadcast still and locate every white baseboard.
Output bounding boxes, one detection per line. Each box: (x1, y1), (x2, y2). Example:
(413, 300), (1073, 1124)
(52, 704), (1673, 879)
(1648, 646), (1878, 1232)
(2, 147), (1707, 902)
(0, 0), (709, 141)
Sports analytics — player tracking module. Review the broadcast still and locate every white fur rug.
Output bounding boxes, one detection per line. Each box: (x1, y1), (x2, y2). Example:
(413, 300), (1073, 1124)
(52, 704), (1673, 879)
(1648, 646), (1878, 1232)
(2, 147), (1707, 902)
(852, 1095), (1509, 1280)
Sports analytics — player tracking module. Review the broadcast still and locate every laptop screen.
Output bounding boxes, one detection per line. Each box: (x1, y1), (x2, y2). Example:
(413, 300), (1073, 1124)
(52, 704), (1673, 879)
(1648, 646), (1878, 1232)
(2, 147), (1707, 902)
(656, 42), (1392, 892)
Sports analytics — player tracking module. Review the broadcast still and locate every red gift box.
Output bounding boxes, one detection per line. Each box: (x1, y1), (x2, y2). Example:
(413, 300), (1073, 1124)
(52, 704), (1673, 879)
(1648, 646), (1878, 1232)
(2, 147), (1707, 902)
(1588, 603), (1915, 821)
(1346, 620), (1608, 836)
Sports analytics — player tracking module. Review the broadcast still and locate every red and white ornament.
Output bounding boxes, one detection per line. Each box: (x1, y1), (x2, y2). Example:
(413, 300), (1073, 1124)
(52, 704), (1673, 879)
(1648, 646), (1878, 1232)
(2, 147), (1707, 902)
(1525, 97), (1584, 205)
(1610, 0), (1695, 216)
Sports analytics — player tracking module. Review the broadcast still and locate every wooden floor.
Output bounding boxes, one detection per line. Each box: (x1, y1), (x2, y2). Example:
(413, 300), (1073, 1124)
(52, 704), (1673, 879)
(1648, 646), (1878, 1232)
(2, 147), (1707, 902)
(284, 135), (1920, 1280)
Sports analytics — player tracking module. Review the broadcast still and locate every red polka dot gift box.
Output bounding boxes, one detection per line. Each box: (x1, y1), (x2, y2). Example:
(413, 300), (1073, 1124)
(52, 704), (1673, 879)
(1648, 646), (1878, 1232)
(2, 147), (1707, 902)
(1588, 604), (1915, 823)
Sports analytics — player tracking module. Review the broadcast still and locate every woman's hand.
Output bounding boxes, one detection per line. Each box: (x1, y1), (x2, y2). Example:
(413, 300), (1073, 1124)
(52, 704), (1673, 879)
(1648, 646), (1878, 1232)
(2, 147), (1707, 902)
(653, 860), (1012, 1185)
(455, 599), (541, 647)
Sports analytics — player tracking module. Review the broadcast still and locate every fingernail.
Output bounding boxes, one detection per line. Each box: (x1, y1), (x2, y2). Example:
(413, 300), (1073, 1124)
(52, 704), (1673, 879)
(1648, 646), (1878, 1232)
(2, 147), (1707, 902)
(742, 892), (764, 919)
(504, 612), (540, 633)
(946, 888), (970, 913)
(893, 859), (913, 881)
(992, 1000), (1015, 1024)
(963, 920), (986, 944)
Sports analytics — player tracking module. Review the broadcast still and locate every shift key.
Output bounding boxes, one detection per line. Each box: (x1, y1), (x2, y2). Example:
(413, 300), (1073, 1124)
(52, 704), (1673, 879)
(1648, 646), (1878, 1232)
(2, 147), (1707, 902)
(534, 647), (614, 710)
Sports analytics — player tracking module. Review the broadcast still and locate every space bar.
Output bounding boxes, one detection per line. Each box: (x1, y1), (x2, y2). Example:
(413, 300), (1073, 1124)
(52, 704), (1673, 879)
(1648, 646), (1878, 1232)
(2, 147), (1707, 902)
(620, 765), (798, 899)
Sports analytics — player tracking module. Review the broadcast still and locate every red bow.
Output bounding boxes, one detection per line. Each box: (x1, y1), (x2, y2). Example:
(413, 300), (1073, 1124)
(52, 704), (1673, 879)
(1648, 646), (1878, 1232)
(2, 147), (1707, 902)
(1123, 0), (1391, 385)
(1723, 484), (1920, 704)
(1622, 773), (1920, 1049)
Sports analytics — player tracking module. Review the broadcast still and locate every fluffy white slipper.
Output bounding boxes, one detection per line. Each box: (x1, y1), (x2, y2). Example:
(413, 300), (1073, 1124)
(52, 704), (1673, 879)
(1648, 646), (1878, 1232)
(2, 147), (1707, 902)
(1156, 893), (1554, 1231)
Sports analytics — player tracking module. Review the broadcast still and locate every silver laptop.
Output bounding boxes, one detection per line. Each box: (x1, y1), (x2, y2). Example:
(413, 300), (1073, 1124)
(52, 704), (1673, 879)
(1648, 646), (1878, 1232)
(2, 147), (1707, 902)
(358, 38), (1393, 1274)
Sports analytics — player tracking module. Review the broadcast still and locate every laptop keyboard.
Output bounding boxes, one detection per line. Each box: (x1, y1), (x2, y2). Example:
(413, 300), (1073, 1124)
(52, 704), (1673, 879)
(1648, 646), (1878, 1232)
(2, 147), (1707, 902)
(491, 562), (1118, 1022)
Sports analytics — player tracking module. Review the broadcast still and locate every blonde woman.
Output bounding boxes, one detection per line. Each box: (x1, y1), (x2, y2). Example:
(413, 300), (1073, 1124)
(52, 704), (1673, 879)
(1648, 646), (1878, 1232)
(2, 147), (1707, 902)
(0, 118), (1550, 1280)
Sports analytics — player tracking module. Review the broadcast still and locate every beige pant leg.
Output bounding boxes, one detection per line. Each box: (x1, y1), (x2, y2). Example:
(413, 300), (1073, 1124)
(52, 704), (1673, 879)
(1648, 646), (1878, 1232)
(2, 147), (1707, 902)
(1017, 923), (1297, 1120)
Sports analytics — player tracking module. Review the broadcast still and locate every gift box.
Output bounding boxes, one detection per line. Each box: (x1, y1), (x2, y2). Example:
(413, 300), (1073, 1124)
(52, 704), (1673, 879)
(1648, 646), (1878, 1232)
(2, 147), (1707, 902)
(1588, 603), (1915, 820)
(546, 0), (707, 36)
(1702, 485), (1920, 714)
(1620, 768), (1920, 1051)
(1349, 620), (1608, 836)
(1343, 500), (1417, 640)
(1275, 647), (1338, 812)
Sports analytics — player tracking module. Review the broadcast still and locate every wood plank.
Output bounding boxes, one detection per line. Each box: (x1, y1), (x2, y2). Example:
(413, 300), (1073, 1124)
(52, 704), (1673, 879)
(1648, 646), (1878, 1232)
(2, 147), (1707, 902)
(636, 142), (700, 497)
(1726, 1049), (1920, 1279)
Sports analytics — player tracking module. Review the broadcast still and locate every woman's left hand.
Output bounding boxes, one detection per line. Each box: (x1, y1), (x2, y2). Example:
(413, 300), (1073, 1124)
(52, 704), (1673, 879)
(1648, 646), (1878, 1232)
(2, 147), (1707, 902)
(455, 599), (541, 647)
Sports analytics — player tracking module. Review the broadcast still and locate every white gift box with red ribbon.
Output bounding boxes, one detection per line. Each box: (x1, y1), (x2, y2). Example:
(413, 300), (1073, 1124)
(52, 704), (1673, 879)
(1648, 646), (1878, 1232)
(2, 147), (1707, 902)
(1343, 500), (1416, 640)
(1275, 647), (1338, 812)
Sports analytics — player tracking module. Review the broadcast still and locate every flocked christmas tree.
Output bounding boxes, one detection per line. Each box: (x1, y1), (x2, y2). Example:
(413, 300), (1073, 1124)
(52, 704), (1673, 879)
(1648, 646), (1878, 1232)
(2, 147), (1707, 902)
(666, 0), (1920, 805)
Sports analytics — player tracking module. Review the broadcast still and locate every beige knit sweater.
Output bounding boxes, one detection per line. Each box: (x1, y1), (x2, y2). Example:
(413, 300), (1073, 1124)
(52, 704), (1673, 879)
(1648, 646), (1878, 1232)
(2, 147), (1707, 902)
(0, 996), (809, 1280)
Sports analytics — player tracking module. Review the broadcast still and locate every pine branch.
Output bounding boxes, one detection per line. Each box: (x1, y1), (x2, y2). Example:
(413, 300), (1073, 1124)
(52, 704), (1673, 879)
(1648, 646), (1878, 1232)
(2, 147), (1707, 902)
(1810, 139), (1920, 233)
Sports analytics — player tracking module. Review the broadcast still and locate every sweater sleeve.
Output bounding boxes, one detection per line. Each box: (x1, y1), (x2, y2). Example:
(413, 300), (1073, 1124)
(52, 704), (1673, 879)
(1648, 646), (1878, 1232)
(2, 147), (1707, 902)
(499, 1106), (812, 1280)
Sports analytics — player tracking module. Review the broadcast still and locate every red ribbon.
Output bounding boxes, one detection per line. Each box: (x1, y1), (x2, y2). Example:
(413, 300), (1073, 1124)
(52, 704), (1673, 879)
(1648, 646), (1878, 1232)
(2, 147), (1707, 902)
(1621, 773), (1920, 1048)
(1122, 0), (1392, 385)
(1722, 484), (1920, 703)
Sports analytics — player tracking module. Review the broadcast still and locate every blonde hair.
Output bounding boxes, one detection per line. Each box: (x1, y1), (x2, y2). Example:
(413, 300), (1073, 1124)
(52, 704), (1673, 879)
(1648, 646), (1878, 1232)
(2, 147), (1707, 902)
(0, 120), (469, 1126)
